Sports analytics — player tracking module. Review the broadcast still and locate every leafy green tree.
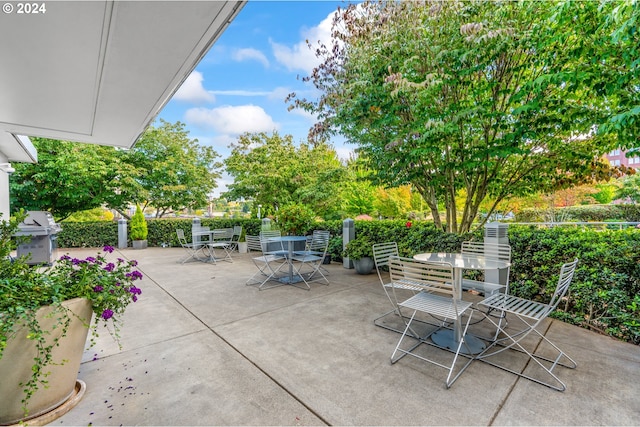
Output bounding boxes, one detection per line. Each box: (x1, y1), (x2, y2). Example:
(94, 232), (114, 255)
(615, 174), (640, 203)
(289, 0), (633, 233)
(125, 120), (222, 217)
(10, 138), (132, 220)
(223, 132), (346, 218)
(340, 159), (376, 217)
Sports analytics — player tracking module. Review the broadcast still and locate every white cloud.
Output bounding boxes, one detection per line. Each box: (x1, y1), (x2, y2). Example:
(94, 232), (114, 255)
(288, 107), (317, 122)
(270, 10), (337, 74)
(184, 105), (279, 135)
(334, 146), (354, 162)
(232, 48), (269, 68)
(268, 86), (293, 102)
(173, 71), (214, 104)
(211, 89), (272, 96)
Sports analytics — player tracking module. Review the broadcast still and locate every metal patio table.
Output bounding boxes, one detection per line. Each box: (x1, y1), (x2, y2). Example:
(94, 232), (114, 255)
(413, 252), (510, 354)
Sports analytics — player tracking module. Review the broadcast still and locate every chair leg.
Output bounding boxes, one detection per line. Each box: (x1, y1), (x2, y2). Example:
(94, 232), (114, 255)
(391, 309), (476, 389)
(474, 314), (576, 391)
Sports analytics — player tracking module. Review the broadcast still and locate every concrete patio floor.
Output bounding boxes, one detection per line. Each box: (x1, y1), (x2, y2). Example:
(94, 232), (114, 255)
(50, 247), (639, 426)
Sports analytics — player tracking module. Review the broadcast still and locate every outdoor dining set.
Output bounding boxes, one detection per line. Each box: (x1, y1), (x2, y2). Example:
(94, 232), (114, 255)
(175, 227), (579, 393)
(176, 227), (331, 291)
(373, 241), (579, 393)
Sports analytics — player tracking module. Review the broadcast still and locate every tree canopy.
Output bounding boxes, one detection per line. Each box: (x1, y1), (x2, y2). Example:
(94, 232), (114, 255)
(10, 138), (132, 220)
(223, 131), (346, 219)
(10, 120), (221, 219)
(123, 120), (222, 217)
(289, 0), (638, 233)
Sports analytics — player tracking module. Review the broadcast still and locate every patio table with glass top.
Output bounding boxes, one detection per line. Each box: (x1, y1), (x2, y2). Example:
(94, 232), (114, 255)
(412, 252), (510, 354)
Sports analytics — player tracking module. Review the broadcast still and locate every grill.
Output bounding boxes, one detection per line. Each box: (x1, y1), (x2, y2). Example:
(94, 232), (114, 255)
(15, 211), (62, 265)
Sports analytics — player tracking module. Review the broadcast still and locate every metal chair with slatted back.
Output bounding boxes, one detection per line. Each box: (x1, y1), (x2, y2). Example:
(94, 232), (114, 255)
(291, 232), (330, 287)
(207, 228), (234, 263)
(460, 241), (511, 296)
(245, 235), (262, 252)
(389, 257), (476, 388)
(475, 259), (579, 391)
(372, 242), (422, 333)
(245, 235), (287, 290)
(176, 229), (207, 263)
(226, 225), (243, 252)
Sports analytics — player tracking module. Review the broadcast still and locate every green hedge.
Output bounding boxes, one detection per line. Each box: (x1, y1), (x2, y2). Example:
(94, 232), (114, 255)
(56, 219), (639, 344)
(517, 204), (640, 222)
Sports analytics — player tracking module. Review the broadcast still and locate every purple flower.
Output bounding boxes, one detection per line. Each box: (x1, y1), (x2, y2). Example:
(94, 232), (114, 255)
(132, 295), (138, 302)
(128, 285), (142, 295)
(93, 285), (104, 292)
(72, 258), (82, 265)
(101, 309), (114, 320)
(86, 256), (97, 263)
(103, 245), (115, 253)
(126, 271), (143, 281)
(103, 262), (115, 272)
(129, 260), (138, 267)
(60, 254), (71, 261)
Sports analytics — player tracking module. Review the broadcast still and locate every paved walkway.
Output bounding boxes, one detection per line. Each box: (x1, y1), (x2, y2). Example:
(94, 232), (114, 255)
(53, 247), (639, 426)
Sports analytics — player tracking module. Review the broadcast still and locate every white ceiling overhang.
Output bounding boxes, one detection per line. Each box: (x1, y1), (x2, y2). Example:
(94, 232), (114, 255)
(0, 0), (245, 161)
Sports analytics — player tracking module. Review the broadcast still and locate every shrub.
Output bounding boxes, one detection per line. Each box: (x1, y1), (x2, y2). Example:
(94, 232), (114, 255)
(276, 204), (316, 235)
(129, 205), (148, 241)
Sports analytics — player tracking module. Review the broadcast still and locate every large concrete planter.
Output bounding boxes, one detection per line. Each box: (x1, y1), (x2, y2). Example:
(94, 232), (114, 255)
(238, 241), (248, 253)
(353, 257), (374, 274)
(0, 297), (92, 425)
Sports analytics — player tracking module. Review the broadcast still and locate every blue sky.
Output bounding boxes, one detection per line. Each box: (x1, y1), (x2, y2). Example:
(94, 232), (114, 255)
(157, 1), (356, 196)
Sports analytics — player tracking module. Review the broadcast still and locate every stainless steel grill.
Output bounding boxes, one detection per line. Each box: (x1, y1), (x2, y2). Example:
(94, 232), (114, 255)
(15, 211), (62, 265)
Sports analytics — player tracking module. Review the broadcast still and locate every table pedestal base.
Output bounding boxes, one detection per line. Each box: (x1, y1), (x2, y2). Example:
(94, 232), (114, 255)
(432, 329), (486, 355)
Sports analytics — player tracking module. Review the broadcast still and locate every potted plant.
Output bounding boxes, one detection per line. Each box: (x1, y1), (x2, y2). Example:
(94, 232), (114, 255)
(0, 212), (143, 425)
(343, 235), (375, 274)
(130, 204), (148, 249)
(237, 229), (248, 253)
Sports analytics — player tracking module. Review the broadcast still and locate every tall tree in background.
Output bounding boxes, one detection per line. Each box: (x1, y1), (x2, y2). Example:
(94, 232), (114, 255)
(10, 138), (133, 220)
(223, 131), (346, 219)
(10, 121), (221, 219)
(289, 0), (635, 233)
(125, 120), (222, 217)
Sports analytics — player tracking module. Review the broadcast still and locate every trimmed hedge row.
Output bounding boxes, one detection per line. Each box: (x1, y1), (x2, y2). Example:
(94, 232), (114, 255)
(57, 219), (639, 344)
(517, 204), (640, 222)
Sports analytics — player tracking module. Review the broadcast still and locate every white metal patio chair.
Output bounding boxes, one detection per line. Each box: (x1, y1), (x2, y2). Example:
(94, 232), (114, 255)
(461, 241), (512, 340)
(176, 228), (207, 263)
(372, 242), (423, 333)
(206, 228), (234, 263)
(389, 257), (476, 388)
(460, 241), (511, 296)
(291, 233), (330, 288)
(294, 230), (331, 274)
(474, 259), (579, 391)
(226, 225), (243, 252)
(259, 230), (287, 257)
(245, 235), (288, 290)
(245, 234), (262, 252)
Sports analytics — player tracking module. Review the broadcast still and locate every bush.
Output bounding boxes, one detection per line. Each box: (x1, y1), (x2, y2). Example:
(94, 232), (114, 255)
(517, 204), (640, 222)
(129, 205), (148, 241)
(276, 204), (316, 235)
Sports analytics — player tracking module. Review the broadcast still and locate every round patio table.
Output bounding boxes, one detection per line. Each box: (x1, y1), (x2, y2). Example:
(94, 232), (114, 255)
(413, 252), (510, 354)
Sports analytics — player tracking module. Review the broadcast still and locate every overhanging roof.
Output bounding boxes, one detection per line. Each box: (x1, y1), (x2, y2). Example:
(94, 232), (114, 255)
(0, 0), (245, 155)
